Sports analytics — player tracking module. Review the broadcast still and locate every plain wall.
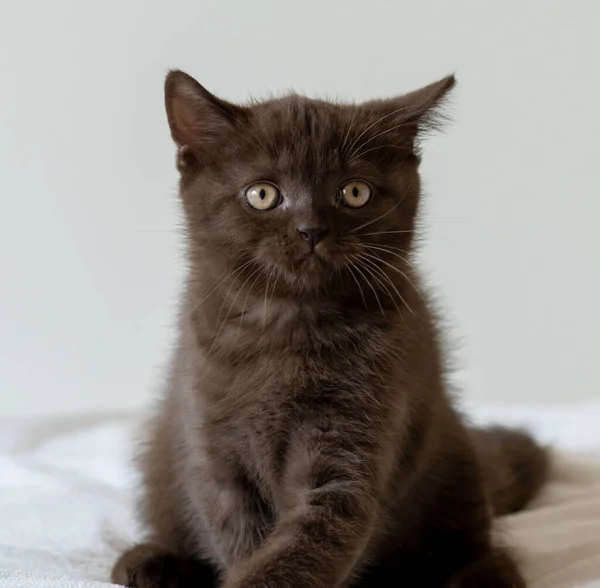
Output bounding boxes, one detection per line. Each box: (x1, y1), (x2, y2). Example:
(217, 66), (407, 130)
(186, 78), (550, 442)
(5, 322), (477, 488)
(1, 0), (598, 416)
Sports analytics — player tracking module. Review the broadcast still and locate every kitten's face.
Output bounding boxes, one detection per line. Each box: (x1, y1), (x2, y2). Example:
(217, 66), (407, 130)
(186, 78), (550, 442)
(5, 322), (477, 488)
(166, 72), (454, 299)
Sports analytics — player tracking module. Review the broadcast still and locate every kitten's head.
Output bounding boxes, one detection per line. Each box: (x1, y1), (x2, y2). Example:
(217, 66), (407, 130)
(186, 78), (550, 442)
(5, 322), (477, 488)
(165, 71), (454, 301)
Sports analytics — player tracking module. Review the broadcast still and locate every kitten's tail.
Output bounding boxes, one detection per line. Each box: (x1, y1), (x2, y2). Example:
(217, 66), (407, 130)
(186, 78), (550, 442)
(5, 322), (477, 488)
(470, 426), (549, 516)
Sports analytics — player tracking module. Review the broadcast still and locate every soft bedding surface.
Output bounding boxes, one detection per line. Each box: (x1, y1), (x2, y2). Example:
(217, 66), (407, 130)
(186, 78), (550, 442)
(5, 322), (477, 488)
(0, 403), (599, 588)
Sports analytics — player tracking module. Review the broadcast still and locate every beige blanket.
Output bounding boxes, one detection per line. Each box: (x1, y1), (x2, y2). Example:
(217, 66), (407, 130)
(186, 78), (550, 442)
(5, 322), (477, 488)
(502, 451), (600, 588)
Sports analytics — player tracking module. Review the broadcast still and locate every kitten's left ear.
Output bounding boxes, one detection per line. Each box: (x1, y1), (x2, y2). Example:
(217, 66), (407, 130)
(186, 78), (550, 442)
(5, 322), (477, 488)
(396, 74), (456, 122)
(362, 74), (456, 156)
(164, 70), (248, 167)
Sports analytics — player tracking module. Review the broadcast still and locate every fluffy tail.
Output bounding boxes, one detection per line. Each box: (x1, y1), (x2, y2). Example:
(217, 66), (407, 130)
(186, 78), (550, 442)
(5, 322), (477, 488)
(470, 426), (549, 516)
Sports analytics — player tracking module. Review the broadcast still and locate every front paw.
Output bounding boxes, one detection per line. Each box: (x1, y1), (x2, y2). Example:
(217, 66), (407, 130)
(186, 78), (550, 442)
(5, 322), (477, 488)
(221, 574), (271, 588)
(111, 543), (219, 587)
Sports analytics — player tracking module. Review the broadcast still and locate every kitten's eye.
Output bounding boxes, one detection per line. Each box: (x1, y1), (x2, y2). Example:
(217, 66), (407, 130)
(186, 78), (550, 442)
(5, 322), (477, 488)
(339, 181), (372, 208)
(245, 183), (281, 211)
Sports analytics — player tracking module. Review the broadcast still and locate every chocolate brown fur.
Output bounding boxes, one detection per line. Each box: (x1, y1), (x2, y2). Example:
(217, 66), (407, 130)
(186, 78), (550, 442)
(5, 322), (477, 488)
(112, 70), (548, 587)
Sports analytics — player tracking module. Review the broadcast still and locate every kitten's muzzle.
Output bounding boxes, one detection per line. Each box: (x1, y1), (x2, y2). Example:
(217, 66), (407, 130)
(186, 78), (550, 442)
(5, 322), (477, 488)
(297, 227), (327, 252)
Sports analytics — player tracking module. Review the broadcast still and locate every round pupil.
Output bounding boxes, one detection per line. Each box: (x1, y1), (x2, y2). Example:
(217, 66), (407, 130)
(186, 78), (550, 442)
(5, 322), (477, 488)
(259, 188), (266, 200)
(352, 186), (360, 198)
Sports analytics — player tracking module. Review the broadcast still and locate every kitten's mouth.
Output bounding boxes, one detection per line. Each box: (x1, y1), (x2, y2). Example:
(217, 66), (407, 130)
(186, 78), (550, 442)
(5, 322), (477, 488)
(297, 251), (325, 271)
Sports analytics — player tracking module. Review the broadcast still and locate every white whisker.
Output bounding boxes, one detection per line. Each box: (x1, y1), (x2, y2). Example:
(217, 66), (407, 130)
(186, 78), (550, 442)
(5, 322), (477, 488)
(348, 143), (407, 161)
(358, 250), (422, 310)
(340, 106), (360, 158)
(353, 230), (414, 238)
(348, 202), (401, 234)
(356, 243), (411, 265)
(349, 120), (413, 162)
(346, 104), (411, 161)
(347, 183), (413, 234)
(208, 264), (265, 354)
(342, 240), (409, 255)
(263, 256), (283, 330)
(235, 266), (265, 343)
(189, 258), (254, 318)
(357, 255), (403, 316)
(344, 255), (368, 311)
(352, 259), (385, 316)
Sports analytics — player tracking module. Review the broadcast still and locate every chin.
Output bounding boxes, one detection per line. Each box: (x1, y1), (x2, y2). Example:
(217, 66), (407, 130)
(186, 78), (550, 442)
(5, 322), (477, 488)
(291, 257), (335, 294)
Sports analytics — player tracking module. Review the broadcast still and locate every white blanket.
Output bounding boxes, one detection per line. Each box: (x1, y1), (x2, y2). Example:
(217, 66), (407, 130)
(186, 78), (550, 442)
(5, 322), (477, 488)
(0, 404), (599, 588)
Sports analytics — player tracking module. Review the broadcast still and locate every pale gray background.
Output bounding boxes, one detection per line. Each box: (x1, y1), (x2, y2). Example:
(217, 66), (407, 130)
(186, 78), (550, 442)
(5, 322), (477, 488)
(1, 0), (598, 415)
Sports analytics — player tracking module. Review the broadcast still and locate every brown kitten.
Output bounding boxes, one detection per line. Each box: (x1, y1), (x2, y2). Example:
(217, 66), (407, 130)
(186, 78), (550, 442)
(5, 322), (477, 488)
(112, 70), (548, 588)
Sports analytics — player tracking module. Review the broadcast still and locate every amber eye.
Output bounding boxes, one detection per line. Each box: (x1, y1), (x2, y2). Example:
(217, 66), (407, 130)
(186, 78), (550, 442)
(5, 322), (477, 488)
(245, 183), (281, 211)
(339, 181), (372, 208)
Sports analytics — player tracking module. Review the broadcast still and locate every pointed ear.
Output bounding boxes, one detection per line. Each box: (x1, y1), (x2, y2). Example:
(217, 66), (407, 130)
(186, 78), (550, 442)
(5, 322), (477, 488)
(396, 74), (456, 124)
(164, 70), (247, 165)
(360, 74), (456, 157)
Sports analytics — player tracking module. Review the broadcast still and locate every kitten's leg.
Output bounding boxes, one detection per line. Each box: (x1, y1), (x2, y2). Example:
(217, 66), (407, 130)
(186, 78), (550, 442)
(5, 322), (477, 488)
(189, 474), (273, 567)
(110, 468), (269, 586)
(130, 414), (272, 572)
(350, 544), (526, 588)
(116, 475), (271, 586)
(219, 420), (386, 588)
(351, 440), (529, 587)
(446, 545), (526, 588)
(111, 543), (220, 588)
(347, 549), (427, 586)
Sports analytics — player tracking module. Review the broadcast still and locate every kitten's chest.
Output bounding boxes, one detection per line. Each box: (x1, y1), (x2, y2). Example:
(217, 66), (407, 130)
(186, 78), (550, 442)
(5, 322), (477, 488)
(203, 345), (384, 484)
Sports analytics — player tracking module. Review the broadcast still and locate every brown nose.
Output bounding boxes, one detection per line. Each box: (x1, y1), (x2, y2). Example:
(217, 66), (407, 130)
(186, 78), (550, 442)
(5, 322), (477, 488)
(297, 227), (327, 251)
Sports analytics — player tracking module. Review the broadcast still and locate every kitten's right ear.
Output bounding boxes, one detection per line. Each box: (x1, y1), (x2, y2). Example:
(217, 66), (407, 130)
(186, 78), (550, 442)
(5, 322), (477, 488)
(164, 70), (246, 165)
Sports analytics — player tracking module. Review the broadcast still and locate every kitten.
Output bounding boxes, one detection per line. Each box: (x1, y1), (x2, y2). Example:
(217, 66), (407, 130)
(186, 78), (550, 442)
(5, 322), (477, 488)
(112, 70), (548, 588)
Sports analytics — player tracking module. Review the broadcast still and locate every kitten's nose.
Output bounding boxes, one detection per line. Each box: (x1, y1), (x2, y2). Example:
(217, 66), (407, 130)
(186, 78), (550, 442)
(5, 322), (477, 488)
(297, 227), (327, 251)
